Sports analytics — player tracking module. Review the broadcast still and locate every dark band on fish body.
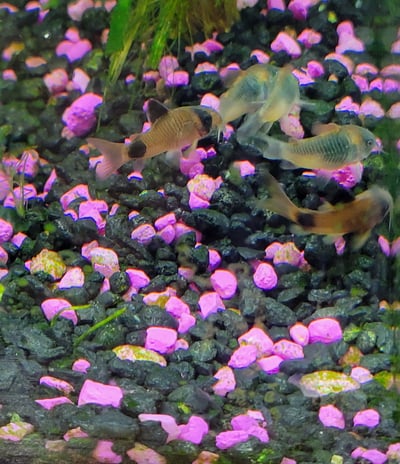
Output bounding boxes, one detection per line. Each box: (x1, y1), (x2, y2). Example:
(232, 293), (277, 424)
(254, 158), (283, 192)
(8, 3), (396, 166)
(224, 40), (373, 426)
(192, 108), (213, 135)
(296, 212), (316, 227)
(128, 139), (147, 158)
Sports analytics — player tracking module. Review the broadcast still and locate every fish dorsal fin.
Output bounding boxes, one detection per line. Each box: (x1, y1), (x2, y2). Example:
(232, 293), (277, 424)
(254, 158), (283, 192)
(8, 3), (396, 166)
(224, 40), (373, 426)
(147, 99), (170, 123)
(311, 122), (340, 136)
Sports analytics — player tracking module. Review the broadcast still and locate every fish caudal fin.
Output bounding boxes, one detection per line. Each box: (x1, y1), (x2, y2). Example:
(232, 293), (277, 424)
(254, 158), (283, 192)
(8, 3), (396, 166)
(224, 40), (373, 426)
(237, 132), (283, 161)
(88, 137), (128, 180)
(256, 169), (297, 222)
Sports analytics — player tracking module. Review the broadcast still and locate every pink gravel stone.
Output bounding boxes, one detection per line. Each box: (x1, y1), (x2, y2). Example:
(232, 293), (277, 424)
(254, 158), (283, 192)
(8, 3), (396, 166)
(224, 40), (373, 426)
(35, 397), (74, 410)
(280, 113), (304, 138)
(267, 0), (285, 10)
(213, 366), (236, 396)
(208, 249), (222, 271)
(271, 31), (302, 58)
(297, 28), (322, 48)
(200, 93), (220, 112)
(353, 409), (380, 428)
(318, 404), (345, 429)
(178, 416), (209, 444)
(273, 339), (304, 360)
(72, 358), (91, 373)
(60, 184), (91, 209)
(154, 212), (176, 230)
(350, 366), (373, 384)
(280, 459), (297, 464)
(138, 414), (180, 442)
(165, 296), (190, 317)
(325, 53), (354, 74)
(355, 63), (378, 76)
(265, 242), (283, 260)
(359, 98), (385, 118)
(92, 440), (122, 464)
(251, 49), (270, 63)
(216, 430), (250, 450)
(351, 448), (387, 464)
(63, 427), (89, 441)
(238, 327), (274, 355)
(288, 0), (318, 20)
(387, 443), (400, 460)
(210, 269), (237, 299)
(3, 69), (17, 80)
(126, 444), (167, 464)
(41, 298), (78, 325)
(289, 323), (309, 346)
(44, 68), (69, 94)
(189, 192), (210, 209)
(273, 242), (302, 266)
(195, 63), (218, 74)
(56, 27), (92, 61)
(40, 376), (74, 394)
(126, 268), (150, 290)
(0, 218), (13, 243)
(352, 74), (369, 92)
(0, 419), (34, 442)
(145, 327), (177, 354)
(308, 318), (342, 344)
(378, 236), (391, 256)
(78, 379), (123, 407)
(198, 291), (225, 318)
(228, 344), (258, 368)
(11, 232), (27, 248)
(187, 174), (217, 201)
(253, 262), (278, 290)
(177, 312), (196, 333)
(70, 67), (90, 93)
(58, 267), (85, 289)
(131, 223), (156, 245)
(307, 60), (325, 78)
(67, 0), (94, 21)
(157, 224), (176, 244)
(89, 246), (120, 277)
(257, 355), (284, 374)
(387, 102), (400, 119)
(62, 93), (102, 137)
(233, 160), (256, 177)
(335, 96), (360, 113)
(165, 70), (189, 87)
(159, 55), (179, 80)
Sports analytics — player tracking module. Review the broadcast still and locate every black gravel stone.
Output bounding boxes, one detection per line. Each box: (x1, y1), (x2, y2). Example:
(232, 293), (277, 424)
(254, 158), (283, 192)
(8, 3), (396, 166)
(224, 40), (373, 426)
(263, 297), (297, 327)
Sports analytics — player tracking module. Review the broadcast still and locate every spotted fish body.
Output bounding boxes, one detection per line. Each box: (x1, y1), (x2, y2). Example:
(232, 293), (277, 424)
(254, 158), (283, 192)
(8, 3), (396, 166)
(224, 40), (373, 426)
(127, 106), (216, 159)
(88, 99), (222, 179)
(242, 124), (378, 170)
(256, 169), (393, 250)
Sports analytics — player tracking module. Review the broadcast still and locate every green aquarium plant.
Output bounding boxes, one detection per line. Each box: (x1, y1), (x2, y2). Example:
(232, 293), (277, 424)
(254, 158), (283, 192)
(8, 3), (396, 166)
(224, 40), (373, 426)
(105, 0), (238, 86)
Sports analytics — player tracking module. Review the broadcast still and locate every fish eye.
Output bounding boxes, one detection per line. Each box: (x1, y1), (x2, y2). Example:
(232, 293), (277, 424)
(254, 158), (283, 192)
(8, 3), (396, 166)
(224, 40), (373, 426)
(367, 139), (374, 146)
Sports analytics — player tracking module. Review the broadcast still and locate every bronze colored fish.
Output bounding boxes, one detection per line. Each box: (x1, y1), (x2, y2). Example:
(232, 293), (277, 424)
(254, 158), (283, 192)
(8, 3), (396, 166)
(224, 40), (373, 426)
(237, 65), (300, 137)
(241, 123), (378, 170)
(219, 63), (277, 124)
(256, 169), (392, 250)
(88, 99), (222, 179)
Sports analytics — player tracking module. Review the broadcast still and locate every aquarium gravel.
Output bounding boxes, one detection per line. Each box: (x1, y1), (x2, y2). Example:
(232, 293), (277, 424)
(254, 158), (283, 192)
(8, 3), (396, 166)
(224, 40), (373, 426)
(0, 0), (400, 463)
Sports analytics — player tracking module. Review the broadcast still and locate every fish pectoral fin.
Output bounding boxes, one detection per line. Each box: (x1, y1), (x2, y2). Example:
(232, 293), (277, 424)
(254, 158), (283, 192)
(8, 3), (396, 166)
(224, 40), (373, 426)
(147, 99), (170, 123)
(311, 122), (340, 136)
(289, 224), (309, 236)
(350, 230), (371, 251)
(182, 141), (197, 158)
(322, 234), (342, 246)
(165, 150), (182, 168)
(280, 160), (298, 170)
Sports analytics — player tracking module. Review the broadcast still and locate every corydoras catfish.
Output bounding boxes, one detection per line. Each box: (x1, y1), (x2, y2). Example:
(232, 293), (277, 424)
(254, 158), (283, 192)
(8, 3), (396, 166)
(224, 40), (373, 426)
(219, 63), (277, 124)
(256, 169), (392, 250)
(240, 123), (378, 170)
(236, 65), (300, 137)
(88, 99), (223, 179)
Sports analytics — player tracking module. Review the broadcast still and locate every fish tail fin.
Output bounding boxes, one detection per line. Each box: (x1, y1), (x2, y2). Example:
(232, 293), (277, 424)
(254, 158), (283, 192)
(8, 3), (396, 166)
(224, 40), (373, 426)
(237, 132), (283, 161)
(256, 169), (297, 222)
(88, 137), (128, 179)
